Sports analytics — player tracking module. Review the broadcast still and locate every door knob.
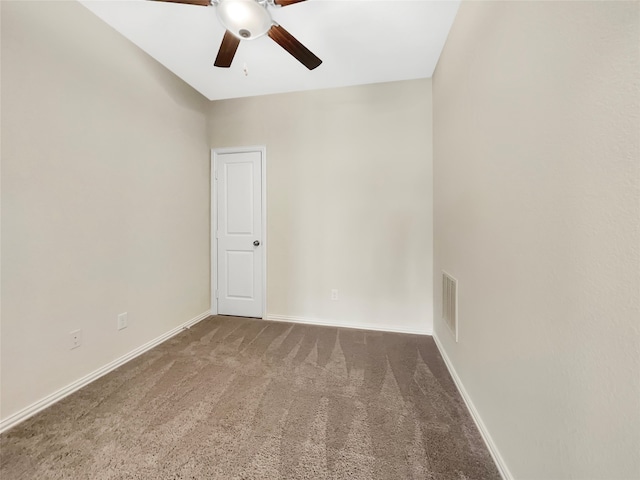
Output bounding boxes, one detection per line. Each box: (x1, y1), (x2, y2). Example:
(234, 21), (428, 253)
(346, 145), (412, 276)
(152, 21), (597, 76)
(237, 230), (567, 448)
(253, 240), (260, 246)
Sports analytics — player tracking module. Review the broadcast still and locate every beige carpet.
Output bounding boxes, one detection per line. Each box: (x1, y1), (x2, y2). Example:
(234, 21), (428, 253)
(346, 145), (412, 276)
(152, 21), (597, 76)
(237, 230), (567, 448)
(0, 316), (500, 479)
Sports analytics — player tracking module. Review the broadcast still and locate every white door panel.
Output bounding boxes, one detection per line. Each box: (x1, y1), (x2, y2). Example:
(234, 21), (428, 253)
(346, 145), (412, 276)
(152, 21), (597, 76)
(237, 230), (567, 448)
(216, 150), (263, 318)
(225, 162), (254, 234)
(226, 250), (254, 298)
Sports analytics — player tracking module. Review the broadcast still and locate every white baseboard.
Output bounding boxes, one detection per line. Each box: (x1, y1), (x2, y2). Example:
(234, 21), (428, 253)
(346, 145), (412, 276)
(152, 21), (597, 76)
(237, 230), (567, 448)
(265, 314), (432, 336)
(0, 310), (211, 434)
(432, 333), (513, 480)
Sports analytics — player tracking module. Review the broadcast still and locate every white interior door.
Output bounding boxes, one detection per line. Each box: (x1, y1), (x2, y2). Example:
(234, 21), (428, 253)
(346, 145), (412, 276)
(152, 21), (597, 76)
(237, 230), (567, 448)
(215, 150), (263, 318)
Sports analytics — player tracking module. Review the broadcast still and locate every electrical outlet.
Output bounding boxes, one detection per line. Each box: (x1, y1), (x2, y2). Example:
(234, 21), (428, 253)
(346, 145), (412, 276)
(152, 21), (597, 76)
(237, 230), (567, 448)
(117, 312), (128, 331)
(331, 289), (339, 301)
(70, 329), (82, 350)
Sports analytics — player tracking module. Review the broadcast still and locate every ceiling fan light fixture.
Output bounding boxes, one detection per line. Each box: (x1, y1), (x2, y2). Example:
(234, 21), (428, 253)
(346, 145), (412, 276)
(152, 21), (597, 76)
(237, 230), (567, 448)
(216, 0), (272, 40)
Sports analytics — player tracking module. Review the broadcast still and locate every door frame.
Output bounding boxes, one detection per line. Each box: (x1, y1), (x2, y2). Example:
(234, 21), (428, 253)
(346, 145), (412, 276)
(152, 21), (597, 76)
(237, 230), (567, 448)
(211, 146), (267, 318)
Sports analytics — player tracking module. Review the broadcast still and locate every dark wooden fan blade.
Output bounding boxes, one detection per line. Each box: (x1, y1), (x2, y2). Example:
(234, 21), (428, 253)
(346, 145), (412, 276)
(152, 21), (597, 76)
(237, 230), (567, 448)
(214, 30), (241, 68)
(268, 24), (322, 70)
(149, 0), (210, 6)
(274, 0), (307, 6)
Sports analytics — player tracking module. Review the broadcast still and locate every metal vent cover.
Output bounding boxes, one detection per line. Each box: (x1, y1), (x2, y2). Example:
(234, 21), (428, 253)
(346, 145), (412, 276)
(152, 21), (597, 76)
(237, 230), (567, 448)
(442, 271), (458, 342)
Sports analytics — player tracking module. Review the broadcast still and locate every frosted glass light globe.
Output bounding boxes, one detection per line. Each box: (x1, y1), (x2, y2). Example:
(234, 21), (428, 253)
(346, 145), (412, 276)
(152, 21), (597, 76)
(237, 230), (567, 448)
(216, 0), (272, 40)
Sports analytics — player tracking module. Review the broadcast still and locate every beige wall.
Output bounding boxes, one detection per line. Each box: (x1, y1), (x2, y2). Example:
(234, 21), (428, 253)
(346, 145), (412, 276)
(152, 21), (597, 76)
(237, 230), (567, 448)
(1, 1), (210, 421)
(209, 79), (433, 334)
(433, 1), (640, 479)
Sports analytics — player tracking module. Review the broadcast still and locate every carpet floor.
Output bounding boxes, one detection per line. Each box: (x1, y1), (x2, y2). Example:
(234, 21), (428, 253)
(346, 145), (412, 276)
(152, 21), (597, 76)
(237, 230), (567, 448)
(0, 316), (501, 479)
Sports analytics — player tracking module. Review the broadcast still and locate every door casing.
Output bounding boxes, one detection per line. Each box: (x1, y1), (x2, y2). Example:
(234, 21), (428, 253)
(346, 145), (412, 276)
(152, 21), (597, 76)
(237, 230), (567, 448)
(211, 146), (267, 317)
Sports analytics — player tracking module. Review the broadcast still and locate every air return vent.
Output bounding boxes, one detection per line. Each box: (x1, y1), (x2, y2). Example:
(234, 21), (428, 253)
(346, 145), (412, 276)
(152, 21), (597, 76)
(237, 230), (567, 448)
(442, 272), (458, 342)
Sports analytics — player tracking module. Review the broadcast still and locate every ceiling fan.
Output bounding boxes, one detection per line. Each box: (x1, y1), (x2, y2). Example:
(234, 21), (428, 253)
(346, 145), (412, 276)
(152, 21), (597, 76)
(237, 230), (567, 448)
(153, 0), (322, 70)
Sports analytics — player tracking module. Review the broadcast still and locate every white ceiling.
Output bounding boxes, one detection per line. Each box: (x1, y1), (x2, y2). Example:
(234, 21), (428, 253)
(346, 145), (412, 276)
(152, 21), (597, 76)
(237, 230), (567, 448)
(80, 0), (460, 101)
